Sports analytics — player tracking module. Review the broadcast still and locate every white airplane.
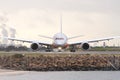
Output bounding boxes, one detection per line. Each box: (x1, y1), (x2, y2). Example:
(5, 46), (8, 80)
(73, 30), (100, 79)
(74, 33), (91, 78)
(2, 19), (120, 52)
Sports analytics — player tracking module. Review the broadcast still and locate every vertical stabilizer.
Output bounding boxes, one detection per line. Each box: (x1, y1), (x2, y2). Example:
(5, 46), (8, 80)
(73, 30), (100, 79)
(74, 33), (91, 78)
(60, 15), (62, 33)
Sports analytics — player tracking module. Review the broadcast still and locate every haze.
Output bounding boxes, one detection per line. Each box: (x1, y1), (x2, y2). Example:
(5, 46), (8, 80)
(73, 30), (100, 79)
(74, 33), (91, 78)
(0, 0), (120, 46)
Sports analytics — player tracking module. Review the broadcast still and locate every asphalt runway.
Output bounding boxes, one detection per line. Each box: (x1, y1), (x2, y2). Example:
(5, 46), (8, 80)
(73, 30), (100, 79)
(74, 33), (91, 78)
(0, 70), (119, 80)
(30, 51), (120, 54)
(2, 51), (120, 54)
(73, 51), (120, 54)
(39, 51), (120, 54)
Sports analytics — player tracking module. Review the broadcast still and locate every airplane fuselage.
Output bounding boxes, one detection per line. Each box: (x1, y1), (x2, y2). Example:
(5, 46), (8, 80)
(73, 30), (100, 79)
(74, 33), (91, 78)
(53, 33), (68, 48)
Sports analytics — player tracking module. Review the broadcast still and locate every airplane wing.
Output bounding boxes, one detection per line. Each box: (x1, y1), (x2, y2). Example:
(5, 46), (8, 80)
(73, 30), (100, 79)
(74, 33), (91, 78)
(2, 37), (52, 46)
(69, 36), (120, 45)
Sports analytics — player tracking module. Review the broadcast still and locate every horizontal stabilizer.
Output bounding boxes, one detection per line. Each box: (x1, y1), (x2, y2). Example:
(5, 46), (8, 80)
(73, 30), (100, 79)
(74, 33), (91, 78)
(68, 35), (84, 40)
(38, 35), (53, 39)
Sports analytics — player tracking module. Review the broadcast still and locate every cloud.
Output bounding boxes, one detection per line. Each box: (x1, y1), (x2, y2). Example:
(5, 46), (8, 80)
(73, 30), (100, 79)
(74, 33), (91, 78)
(9, 27), (16, 38)
(0, 0), (119, 46)
(0, 24), (8, 44)
(0, 0), (120, 14)
(0, 0), (118, 40)
(6, 8), (120, 38)
(0, 11), (17, 45)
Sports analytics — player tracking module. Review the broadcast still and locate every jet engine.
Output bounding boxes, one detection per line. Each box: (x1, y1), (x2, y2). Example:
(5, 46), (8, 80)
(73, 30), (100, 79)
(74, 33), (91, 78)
(81, 43), (90, 50)
(31, 43), (40, 50)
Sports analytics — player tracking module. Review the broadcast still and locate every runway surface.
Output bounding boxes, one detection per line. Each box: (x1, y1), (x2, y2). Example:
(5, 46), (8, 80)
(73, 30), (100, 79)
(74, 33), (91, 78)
(5, 51), (120, 54)
(0, 70), (119, 80)
(37, 51), (120, 54)
(32, 51), (120, 55)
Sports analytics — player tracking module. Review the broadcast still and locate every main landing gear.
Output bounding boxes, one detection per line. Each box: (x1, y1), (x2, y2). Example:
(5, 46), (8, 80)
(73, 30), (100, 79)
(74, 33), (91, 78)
(70, 45), (76, 52)
(46, 46), (52, 52)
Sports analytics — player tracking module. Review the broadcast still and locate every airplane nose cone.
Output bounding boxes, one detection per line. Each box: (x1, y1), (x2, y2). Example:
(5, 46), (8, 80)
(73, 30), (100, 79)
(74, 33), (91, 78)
(53, 33), (67, 46)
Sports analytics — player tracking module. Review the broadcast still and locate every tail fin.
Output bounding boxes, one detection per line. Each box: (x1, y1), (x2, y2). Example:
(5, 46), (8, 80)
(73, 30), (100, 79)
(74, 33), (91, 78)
(60, 14), (62, 33)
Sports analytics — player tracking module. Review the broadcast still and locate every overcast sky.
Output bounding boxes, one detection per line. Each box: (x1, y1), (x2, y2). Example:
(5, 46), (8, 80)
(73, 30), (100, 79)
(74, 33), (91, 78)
(0, 0), (120, 45)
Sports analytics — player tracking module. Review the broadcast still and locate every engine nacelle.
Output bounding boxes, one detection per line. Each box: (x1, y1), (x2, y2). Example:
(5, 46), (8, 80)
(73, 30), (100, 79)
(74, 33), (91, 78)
(81, 43), (90, 50)
(31, 43), (40, 50)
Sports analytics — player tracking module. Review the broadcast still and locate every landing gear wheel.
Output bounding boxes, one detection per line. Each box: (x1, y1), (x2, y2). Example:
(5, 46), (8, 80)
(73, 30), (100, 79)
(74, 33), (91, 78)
(46, 46), (52, 52)
(46, 49), (51, 52)
(70, 49), (76, 52)
(70, 45), (76, 52)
